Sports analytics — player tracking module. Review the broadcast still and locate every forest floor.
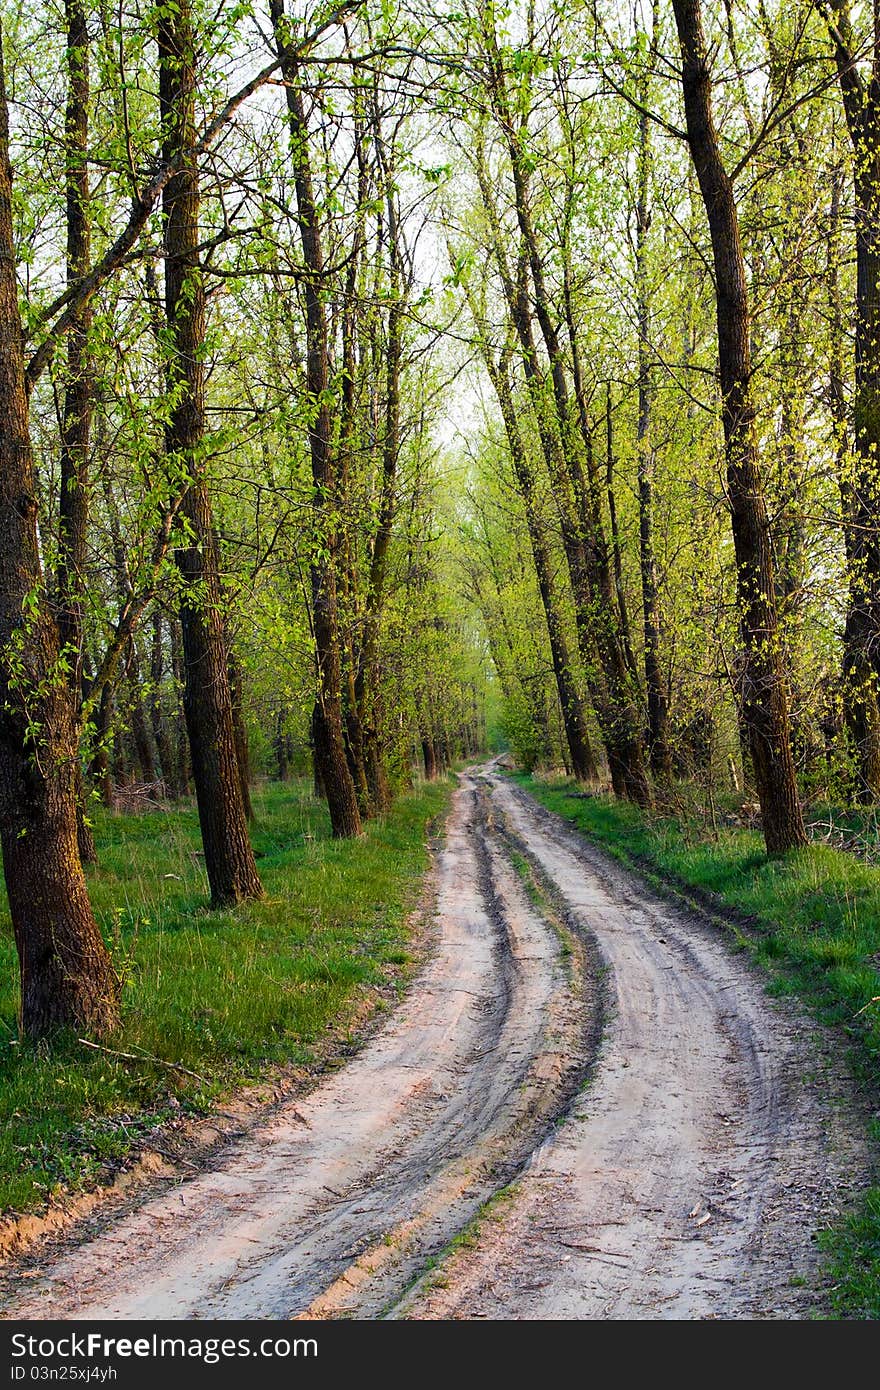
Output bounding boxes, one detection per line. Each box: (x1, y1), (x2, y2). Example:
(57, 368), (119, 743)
(1, 765), (874, 1320)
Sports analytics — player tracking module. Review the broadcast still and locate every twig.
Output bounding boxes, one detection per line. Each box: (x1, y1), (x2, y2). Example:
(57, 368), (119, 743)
(853, 997), (880, 1018)
(77, 1038), (209, 1084)
(559, 1240), (629, 1265)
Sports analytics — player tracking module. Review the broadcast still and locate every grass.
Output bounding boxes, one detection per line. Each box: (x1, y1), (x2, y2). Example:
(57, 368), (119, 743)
(0, 776), (451, 1221)
(515, 771), (880, 1318)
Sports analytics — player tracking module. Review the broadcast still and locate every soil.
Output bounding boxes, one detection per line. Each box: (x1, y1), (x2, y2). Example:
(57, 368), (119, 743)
(1, 766), (872, 1320)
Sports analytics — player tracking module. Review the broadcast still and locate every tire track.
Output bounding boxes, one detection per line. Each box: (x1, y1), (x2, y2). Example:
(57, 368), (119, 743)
(402, 771), (872, 1320)
(2, 774), (592, 1320)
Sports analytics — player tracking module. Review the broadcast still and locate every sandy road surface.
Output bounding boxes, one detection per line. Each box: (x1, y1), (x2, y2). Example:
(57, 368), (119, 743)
(1, 768), (871, 1320)
(404, 772), (872, 1319)
(2, 773), (590, 1320)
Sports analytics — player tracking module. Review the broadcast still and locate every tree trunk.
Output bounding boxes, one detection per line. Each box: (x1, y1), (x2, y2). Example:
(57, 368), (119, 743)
(167, 616), (190, 796)
(421, 736), (437, 780)
(672, 0), (806, 852)
(125, 639), (158, 783)
(486, 347), (598, 782)
(355, 264), (402, 817)
(472, 99), (651, 804)
(159, 0), (263, 902)
(0, 40), (119, 1037)
(271, 0), (361, 839)
(149, 610), (176, 793)
(310, 702), (326, 800)
(228, 645), (254, 822)
(58, 0), (98, 864)
(635, 98), (673, 783)
(274, 711), (290, 782)
(820, 57), (880, 796)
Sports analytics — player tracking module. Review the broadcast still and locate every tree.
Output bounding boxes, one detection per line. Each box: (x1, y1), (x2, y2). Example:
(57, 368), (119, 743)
(670, 0), (807, 852)
(159, 0), (264, 903)
(0, 30), (120, 1037)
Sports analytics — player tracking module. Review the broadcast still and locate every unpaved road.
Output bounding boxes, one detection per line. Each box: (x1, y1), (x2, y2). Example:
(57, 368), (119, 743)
(1, 768), (872, 1320)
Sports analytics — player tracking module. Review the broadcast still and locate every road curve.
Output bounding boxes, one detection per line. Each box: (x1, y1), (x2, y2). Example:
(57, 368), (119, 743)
(1, 767), (871, 1320)
(2, 773), (590, 1320)
(403, 770), (871, 1319)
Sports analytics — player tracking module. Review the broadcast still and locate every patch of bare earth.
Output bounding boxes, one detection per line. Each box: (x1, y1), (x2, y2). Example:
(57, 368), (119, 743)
(1, 768), (872, 1321)
(400, 772), (872, 1320)
(1, 775), (591, 1319)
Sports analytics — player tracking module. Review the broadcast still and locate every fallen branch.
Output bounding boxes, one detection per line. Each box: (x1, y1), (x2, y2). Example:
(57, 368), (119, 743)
(77, 1038), (209, 1085)
(853, 997), (880, 1018)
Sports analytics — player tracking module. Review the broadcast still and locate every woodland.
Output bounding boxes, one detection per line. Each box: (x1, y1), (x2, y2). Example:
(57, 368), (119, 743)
(2, 0), (880, 1053)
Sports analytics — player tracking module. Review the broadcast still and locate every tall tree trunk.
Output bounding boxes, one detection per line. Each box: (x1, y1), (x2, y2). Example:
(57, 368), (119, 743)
(671, 0), (806, 852)
(635, 95), (673, 783)
(602, 391), (636, 676)
(58, 0), (97, 863)
(355, 242), (401, 816)
(421, 734), (438, 780)
(271, 0), (361, 838)
(822, 13), (880, 798)
(473, 72), (651, 804)
(228, 645), (254, 822)
(485, 345), (598, 782)
(159, 0), (263, 902)
(169, 615), (191, 796)
(149, 609), (176, 793)
(0, 38), (119, 1037)
(828, 161), (880, 796)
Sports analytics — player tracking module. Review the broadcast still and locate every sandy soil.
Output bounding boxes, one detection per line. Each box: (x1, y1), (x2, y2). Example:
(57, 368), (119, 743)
(402, 772), (872, 1319)
(1, 767), (872, 1320)
(1, 774), (590, 1319)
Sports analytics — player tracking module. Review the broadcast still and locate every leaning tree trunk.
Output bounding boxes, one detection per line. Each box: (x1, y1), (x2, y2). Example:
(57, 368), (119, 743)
(672, 0), (806, 853)
(0, 39), (119, 1038)
(159, 0), (263, 902)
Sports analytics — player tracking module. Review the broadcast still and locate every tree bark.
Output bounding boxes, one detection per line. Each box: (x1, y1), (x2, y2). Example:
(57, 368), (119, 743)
(486, 346), (598, 782)
(671, 0), (806, 852)
(159, 0), (263, 902)
(635, 99), (673, 783)
(227, 645), (254, 821)
(149, 609), (176, 794)
(472, 73), (651, 804)
(821, 16), (880, 797)
(271, 0), (362, 838)
(0, 38), (119, 1037)
(57, 0), (98, 863)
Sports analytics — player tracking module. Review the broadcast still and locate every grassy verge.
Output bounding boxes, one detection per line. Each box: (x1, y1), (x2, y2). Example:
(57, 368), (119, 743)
(0, 777), (451, 1221)
(515, 772), (880, 1319)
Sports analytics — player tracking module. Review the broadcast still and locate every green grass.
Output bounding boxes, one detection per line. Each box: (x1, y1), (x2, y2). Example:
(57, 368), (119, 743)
(515, 772), (880, 1319)
(0, 777), (451, 1220)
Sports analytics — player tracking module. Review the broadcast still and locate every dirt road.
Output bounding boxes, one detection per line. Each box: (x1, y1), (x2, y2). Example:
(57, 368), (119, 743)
(2, 769), (871, 1320)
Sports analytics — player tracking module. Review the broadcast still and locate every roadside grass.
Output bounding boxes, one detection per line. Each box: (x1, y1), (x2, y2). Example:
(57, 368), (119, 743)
(515, 772), (880, 1319)
(0, 777), (451, 1220)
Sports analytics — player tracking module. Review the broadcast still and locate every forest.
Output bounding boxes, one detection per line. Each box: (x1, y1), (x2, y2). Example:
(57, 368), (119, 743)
(2, 0), (880, 1324)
